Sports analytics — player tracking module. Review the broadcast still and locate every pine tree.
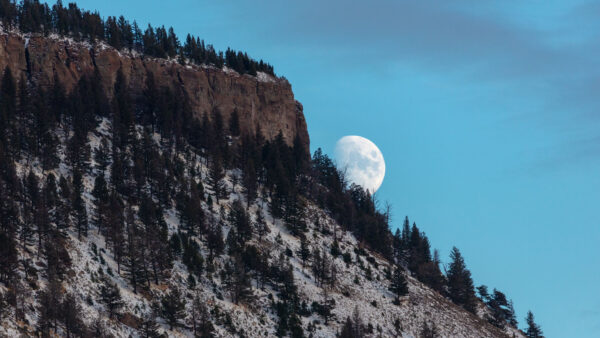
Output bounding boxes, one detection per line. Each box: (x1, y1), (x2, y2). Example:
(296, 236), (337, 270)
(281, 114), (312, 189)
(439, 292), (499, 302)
(92, 174), (109, 230)
(209, 154), (226, 200)
(255, 209), (268, 241)
(123, 206), (146, 293)
(242, 158), (257, 207)
(298, 235), (311, 270)
(487, 289), (511, 328)
(0, 227), (18, 283)
(90, 316), (110, 338)
(223, 255), (253, 304)
(507, 300), (518, 327)
(181, 233), (204, 278)
(61, 293), (85, 338)
(72, 171), (88, 239)
(524, 311), (544, 338)
(37, 277), (62, 336)
(477, 284), (490, 302)
(390, 266), (409, 303)
(99, 277), (124, 318)
(446, 247), (476, 313)
(106, 193), (125, 274)
(94, 138), (110, 173)
(339, 307), (365, 338)
(206, 223), (224, 259)
(311, 248), (333, 287)
(189, 293), (215, 338)
(160, 288), (186, 329)
(140, 313), (161, 338)
(229, 200), (252, 246)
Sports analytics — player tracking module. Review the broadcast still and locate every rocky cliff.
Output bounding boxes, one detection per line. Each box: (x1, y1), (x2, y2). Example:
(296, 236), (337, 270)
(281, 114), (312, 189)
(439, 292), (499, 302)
(0, 30), (308, 148)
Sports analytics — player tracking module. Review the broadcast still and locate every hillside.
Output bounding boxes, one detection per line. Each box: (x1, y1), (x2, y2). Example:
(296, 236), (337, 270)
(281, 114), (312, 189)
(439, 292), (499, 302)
(0, 114), (524, 338)
(0, 2), (538, 338)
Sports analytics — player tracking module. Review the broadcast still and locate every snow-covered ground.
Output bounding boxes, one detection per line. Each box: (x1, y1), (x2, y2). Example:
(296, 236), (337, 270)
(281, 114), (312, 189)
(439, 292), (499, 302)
(0, 119), (523, 338)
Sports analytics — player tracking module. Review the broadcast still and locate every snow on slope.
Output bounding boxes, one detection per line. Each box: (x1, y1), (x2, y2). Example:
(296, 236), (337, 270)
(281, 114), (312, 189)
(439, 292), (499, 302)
(0, 120), (524, 338)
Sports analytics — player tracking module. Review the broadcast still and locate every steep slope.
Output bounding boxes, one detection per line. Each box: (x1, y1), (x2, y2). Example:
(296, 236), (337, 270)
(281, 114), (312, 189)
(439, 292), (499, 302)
(0, 121), (524, 337)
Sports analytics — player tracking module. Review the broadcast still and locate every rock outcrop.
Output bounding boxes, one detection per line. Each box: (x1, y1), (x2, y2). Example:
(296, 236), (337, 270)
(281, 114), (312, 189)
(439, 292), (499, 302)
(0, 30), (308, 148)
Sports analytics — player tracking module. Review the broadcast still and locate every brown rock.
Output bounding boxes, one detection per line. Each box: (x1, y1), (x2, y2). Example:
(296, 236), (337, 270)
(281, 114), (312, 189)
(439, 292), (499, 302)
(0, 31), (309, 149)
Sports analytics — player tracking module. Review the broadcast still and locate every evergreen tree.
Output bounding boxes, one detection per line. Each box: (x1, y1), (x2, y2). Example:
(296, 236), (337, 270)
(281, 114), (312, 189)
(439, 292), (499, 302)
(298, 235), (311, 270)
(390, 266), (409, 303)
(242, 157), (257, 207)
(223, 255), (253, 304)
(487, 288), (511, 329)
(160, 288), (186, 329)
(123, 206), (146, 293)
(209, 154), (226, 200)
(206, 223), (224, 259)
(37, 278), (62, 336)
(106, 193), (125, 274)
(190, 293), (215, 337)
(72, 171), (88, 239)
(524, 311), (544, 338)
(446, 247), (476, 313)
(61, 293), (85, 338)
(181, 232), (204, 278)
(338, 307), (365, 338)
(99, 277), (124, 318)
(229, 200), (252, 245)
(0, 227), (18, 283)
(92, 174), (109, 230)
(507, 300), (518, 327)
(94, 138), (110, 173)
(312, 248), (334, 287)
(477, 285), (490, 302)
(140, 313), (161, 338)
(255, 209), (268, 241)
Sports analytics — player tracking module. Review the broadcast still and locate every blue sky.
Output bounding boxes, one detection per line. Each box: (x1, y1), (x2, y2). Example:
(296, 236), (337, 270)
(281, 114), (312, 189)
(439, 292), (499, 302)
(59, 1), (600, 335)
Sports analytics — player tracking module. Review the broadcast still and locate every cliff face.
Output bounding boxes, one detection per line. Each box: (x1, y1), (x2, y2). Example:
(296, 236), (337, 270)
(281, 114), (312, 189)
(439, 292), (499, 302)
(0, 31), (308, 148)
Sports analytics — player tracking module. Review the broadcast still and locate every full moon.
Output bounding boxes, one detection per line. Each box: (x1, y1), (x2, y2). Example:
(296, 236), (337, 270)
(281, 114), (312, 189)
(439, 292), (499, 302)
(334, 136), (385, 194)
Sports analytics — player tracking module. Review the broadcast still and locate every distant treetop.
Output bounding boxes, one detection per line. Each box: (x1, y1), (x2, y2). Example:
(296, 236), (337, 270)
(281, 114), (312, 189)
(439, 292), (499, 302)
(0, 0), (275, 76)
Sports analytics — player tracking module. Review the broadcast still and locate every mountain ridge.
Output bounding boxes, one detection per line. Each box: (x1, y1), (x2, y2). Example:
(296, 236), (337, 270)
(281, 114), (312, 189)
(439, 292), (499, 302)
(0, 27), (308, 149)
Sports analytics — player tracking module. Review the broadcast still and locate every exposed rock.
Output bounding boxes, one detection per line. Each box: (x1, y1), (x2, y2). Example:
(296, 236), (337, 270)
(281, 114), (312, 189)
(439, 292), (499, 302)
(0, 31), (309, 148)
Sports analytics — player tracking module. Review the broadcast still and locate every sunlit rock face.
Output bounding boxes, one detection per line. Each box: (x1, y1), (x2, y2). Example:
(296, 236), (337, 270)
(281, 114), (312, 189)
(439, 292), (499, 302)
(0, 31), (309, 149)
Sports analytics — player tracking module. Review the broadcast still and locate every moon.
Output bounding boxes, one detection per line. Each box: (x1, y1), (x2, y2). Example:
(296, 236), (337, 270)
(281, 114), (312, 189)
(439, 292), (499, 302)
(334, 136), (385, 194)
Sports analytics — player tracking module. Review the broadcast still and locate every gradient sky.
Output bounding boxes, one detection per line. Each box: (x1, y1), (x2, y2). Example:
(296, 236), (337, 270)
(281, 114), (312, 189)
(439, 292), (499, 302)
(51, 1), (600, 336)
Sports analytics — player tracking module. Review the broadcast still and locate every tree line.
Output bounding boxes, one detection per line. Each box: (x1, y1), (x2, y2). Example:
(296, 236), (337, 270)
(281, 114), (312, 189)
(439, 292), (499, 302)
(0, 0), (275, 76)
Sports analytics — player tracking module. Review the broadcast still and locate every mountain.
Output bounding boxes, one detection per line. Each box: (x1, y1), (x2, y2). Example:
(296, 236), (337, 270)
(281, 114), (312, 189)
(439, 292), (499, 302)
(0, 2), (540, 338)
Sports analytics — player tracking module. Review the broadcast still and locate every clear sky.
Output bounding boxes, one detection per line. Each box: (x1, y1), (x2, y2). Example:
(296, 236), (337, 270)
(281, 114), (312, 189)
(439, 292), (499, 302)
(52, 1), (600, 336)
